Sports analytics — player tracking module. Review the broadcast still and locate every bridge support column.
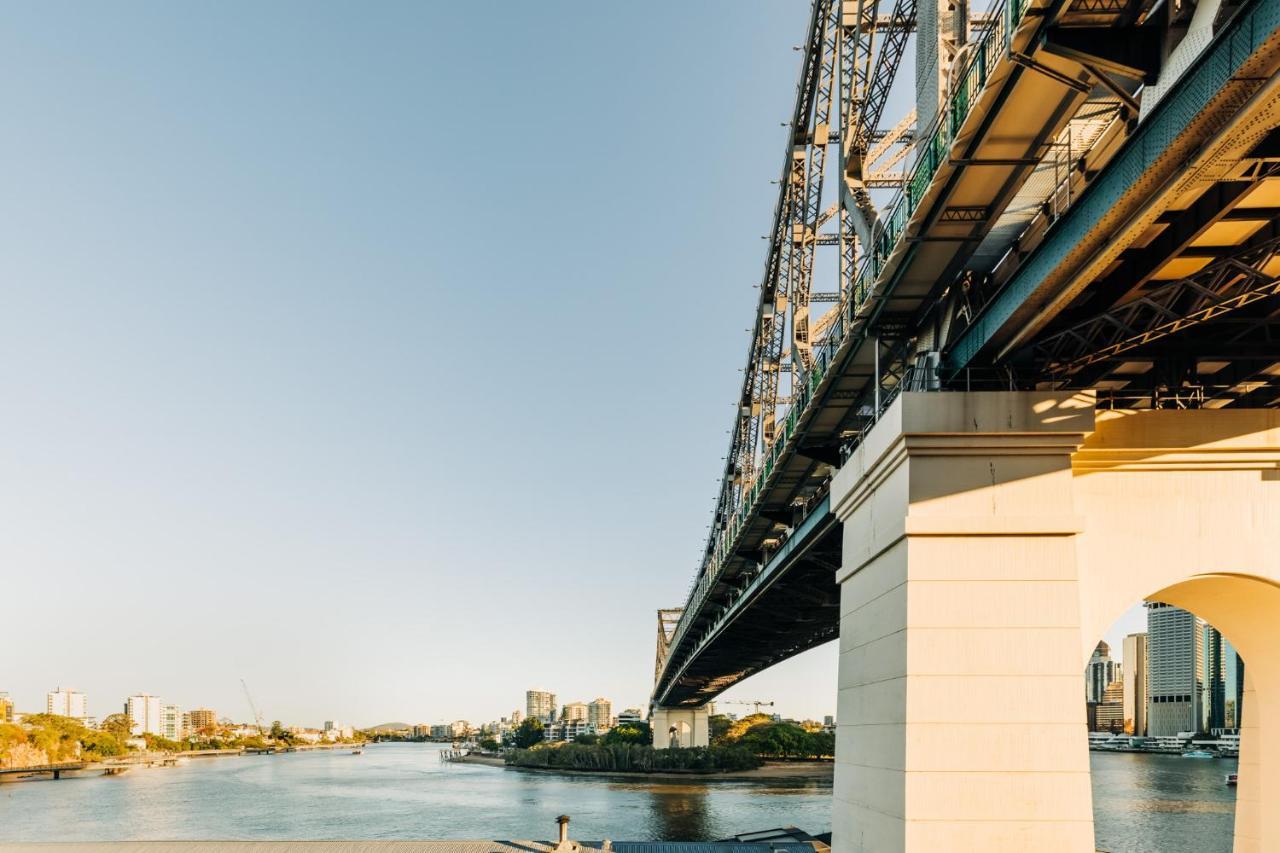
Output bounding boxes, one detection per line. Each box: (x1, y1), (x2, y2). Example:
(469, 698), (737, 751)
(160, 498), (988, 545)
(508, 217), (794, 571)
(650, 706), (709, 749)
(830, 392), (1097, 853)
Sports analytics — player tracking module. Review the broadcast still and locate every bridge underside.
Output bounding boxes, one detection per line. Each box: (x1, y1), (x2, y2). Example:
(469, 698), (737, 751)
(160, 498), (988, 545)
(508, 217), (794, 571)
(656, 506), (841, 708)
(948, 0), (1280, 401)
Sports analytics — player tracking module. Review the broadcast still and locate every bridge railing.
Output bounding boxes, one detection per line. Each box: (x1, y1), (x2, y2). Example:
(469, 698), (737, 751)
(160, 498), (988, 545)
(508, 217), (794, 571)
(662, 0), (1031, 684)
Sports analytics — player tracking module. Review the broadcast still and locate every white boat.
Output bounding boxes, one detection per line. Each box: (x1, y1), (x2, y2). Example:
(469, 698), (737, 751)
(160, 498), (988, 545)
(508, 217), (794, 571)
(1226, 773), (1238, 785)
(1182, 749), (1215, 758)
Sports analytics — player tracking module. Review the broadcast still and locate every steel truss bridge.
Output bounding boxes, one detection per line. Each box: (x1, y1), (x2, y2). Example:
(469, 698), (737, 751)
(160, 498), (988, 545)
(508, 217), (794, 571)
(654, 0), (1280, 707)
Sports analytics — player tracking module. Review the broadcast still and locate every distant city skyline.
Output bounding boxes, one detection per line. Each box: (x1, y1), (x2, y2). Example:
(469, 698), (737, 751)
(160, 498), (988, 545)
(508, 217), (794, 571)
(2, 675), (835, 731)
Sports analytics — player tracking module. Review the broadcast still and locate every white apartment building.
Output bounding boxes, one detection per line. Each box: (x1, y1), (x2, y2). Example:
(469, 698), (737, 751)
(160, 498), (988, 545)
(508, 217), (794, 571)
(561, 702), (588, 722)
(544, 719), (597, 742)
(160, 703), (184, 741)
(126, 694), (164, 736)
(587, 698), (612, 728)
(429, 723), (458, 739)
(46, 688), (87, 720)
(526, 690), (556, 723)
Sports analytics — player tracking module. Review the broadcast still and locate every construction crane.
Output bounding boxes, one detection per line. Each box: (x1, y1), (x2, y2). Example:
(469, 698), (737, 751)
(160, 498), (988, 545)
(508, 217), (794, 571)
(240, 678), (266, 736)
(721, 699), (775, 715)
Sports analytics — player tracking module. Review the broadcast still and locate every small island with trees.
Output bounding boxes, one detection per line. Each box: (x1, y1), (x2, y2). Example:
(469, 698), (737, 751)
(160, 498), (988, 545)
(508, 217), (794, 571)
(499, 713), (834, 777)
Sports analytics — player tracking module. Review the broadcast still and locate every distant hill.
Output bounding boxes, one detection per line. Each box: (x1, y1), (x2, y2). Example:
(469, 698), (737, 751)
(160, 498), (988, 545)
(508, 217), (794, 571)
(367, 722), (412, 732)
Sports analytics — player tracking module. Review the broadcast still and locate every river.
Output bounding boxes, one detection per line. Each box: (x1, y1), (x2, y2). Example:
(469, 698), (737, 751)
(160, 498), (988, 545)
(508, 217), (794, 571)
(0, 744), (1238, 850)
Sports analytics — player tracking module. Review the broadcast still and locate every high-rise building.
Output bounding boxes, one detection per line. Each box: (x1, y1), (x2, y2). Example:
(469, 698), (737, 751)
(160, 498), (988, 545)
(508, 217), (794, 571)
(1122, 633), (1148, 735)
(562, 702), (588, 722)
(1147, 603), (1206, 736)
(587, 698), (612, 729)
(1201, 626), (1246, 732)
(0, 692), (13, 723)
(1204, 623), (1224, 731)
(1223, 638), (1245, 729)
(126, 694), (164, 736)
(511, 709), (523, 725)
(47, 687), (87, 719)
(526, 690), (556, 723)
(161, 704), (184, 741)
(187, 708), (217, 733)
(1085, 642), (1120, 704)
(1095, 679), (1125, 732)
(617, 708), (643, 725)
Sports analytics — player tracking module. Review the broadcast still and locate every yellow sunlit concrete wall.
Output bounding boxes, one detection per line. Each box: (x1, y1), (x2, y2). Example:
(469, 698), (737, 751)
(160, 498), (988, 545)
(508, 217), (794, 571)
(830, 392), (1280, 853)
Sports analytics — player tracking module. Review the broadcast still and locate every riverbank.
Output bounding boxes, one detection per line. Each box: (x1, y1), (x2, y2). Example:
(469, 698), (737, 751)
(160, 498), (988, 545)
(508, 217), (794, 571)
(452, 753), (506, 767)
(0, 741), (365, 783)
(451, 753), (833, 781)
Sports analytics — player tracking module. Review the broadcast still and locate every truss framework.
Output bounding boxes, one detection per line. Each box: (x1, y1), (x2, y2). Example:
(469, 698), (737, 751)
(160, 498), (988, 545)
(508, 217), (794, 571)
(717, 0), (922, 556)
(1033, 235), (1280, 378)
(654, 609), (684, 684)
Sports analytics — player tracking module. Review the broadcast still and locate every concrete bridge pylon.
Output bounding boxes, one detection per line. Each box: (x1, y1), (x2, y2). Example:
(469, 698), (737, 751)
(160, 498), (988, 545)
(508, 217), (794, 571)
(649, 707), (710, 750)
(829, 391), (1280, 853)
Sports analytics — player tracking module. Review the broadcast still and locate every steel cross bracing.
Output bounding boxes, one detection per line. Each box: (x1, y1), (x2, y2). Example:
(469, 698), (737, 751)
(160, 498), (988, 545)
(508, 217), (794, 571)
(1032, 235), (1280, 379)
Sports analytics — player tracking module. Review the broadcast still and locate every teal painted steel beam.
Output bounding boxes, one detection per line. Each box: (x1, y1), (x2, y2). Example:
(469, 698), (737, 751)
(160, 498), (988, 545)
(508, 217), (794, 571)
(945, 0), (1280, 372)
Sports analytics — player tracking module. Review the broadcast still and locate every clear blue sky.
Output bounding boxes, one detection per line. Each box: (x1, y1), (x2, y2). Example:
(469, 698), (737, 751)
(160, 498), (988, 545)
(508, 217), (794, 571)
(1, 1), (1143, 728)
(0, 0), (832, 727)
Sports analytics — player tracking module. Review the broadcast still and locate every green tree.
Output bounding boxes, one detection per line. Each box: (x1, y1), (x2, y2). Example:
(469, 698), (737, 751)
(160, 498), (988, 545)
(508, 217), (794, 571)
(723, 713), (773, 741)
(708, 714), (733, 745)
(504, 743), (760, 773)
(478, 737), (501, 752)
(100, 714), (133, 740)
(510, 717), (544, 748)
(143, 733), (183, 753)
(573, 732), (599, 746)
(21, 714), (88, 763)
(81, 731), (126, 758)
(602, 722), (651, 746)
(804, 729), (834, 758)
(269, 720), (295, 744)
(0, 722), (28, 765)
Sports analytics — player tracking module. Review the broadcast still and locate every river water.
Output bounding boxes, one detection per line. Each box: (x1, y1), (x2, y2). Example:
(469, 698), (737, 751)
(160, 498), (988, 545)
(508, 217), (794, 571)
(0, 744), (1238, 850)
